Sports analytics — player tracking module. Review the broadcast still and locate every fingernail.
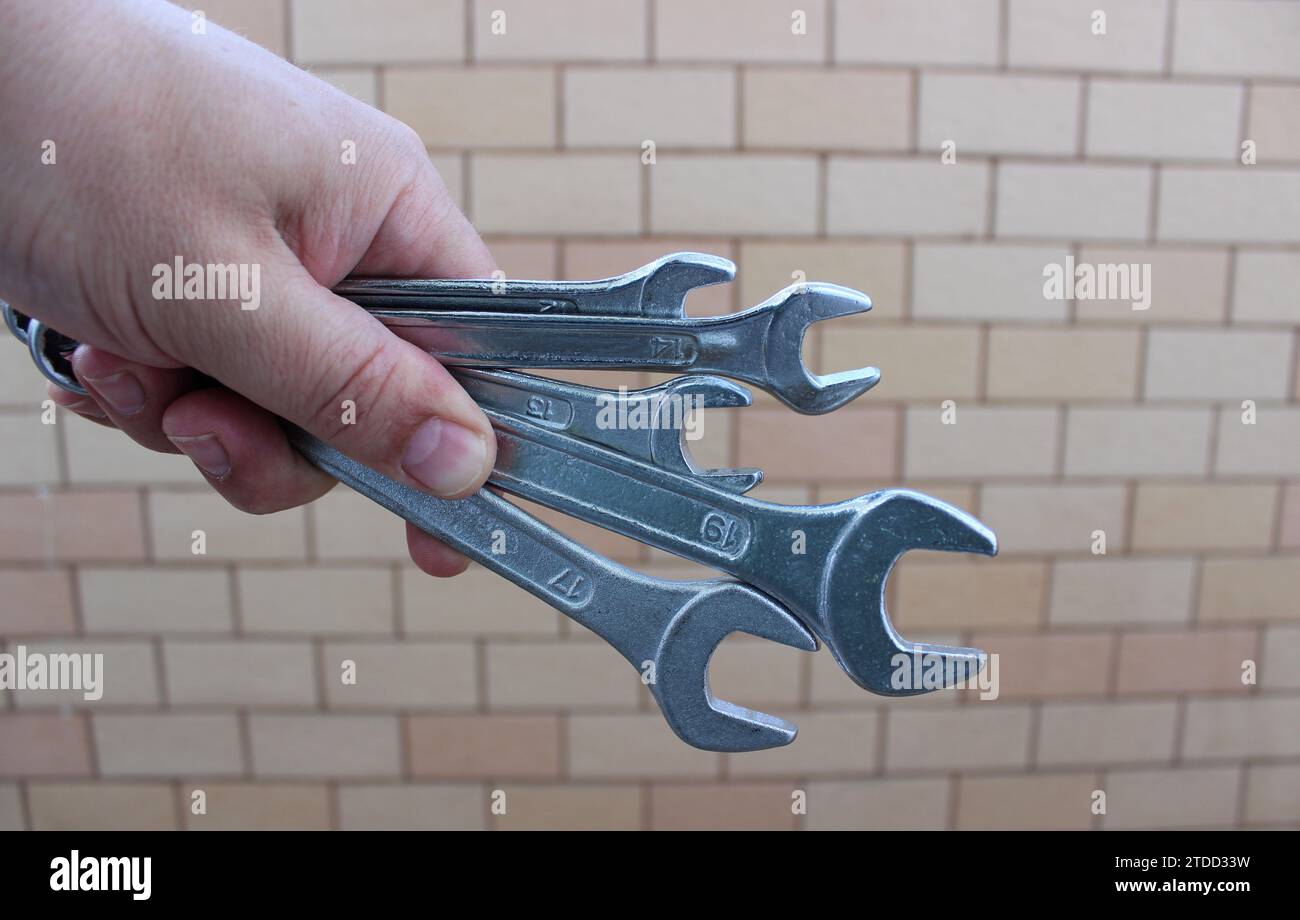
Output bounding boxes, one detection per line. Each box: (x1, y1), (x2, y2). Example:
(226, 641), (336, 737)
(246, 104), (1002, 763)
(168, 433), (232, 481)
(84, 371), (145, 415)
(401, 418), (489, 497)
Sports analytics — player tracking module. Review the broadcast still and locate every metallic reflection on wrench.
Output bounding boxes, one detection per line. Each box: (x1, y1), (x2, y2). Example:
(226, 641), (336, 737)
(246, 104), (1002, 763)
(452, 368), (763, 494)
(371, 282), (880, 415)
(469, 407), (997, 695)
(285, 426), (817, 752)
(336, 252), (734, 318)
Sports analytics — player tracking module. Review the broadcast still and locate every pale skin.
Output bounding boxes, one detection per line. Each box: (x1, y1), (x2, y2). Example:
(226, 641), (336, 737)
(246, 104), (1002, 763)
(0, 0), (497, 576)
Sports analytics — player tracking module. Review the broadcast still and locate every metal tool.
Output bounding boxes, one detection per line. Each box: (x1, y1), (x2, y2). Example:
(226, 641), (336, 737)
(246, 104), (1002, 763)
(452, 368), (763, 493)
(368, 282), (880, 415)
(4, 307), (87, 396)
(335, 251), (734, 318)
(455, 384), (997, 695)
(286, 426), (816, 752)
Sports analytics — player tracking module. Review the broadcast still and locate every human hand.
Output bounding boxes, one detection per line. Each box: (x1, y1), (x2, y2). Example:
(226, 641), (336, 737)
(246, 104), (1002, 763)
(0, 0), (495, 575)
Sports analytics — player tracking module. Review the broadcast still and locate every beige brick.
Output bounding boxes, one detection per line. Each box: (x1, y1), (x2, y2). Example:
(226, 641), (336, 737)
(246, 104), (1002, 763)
(1244, 763), (1300, 824)
(812, 643), (967, 706)
(981, 484), (1128, 554)
(384, 67), (554, 148)
(563, 239), (735, 316)
(1283, 483), (1300, 548)
(239, 566), (392, 635)
(1232, 251), (1300, 323)
(997, 163), (1151, 241)
(904, 407), (1060, 479)
(1247, 84), (1300, 162)
(973, 632), (1113, 699)
(1200, 557), (1300, 623)
(569, 713), (722, 778)
(292, 0), (462, 64)
(828, 158), (989, 236)
(1215, 407), (1300, 476)
(0, 339), (48, 407)
(1173, 0), (1300, 78)
(150, 491), (305, 561)
(652, 155), (818, 235)
(473, 0), (644, 62)
(164, 640), (317, 706)
(249, 715), (401, 777)
(28, 782), (177, 831)
(80, 567), (232, 634)
(738, 407), (897, 480)
(1262, 626), (1300, 690)
(323, 641), (476, 707)
(1087, 80), (1242, 160)
(188, 0), (287, 56)
(429, 151), (464, 208)
(1118, 629), (1257, 695)
(472, 154), (640, 234)
(708, 637), (804, 707)
(988, 328), (1141, 400)
(886, 706), (1033, 771)
(1050, 557), (1196, 626)
(1184, 697), (1300, 758)
(825, 325), (980, 400)
(1146, 328), (1293, 400)
(312, 485), (418, 561)
(804, 777), (950, 830)
(94, 714), (242, 777)
(338, 783), (484, 830)
(0, 491), (146, 562)
(487, 239), (559, 279)
(0, 413), (58, 485)
(1133, 483), (1276, 551)
(1038, 701), (1179, 766)
(1064, 407), (1212, 477)
(651, 783), (798, 830)
(407, 714), (560, 778)
(1103, 766), (1239, 829)
(920, 73), (1079, 156)
(401, 564), (563, 636)
(915, 244), (1073, 324)
(1075, 246), (1229, 323)
(0, 714), (91, 777)
(745, 69), (910, 150)
(835, 0), (999, 66)
(566, 68), (734, 148)
(657, 0), (825, 62)
(186, 784), (330, 830)
(958, 772), (1098, 830)
(486, 640), (641, 708)
(1159, 168), (1300, 243)
(1009, 0), (1168, 73)
(738, 241), (904, 321)
(894, 559), (1045, 631)
(0, 569), (76, 635)
(0, 784), (21, 830)
(730, 712), (879, 777)
(311, 67), (378, 106)
(10, 640), (158, 708)
(491, 785), (641, 830)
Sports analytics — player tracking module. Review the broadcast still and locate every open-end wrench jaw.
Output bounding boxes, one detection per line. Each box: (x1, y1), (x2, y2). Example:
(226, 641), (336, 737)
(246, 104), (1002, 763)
(821, 490), (997, 695)
(645, 376), (764, 493)
(758, 283), (881, 414)
(636, 252), (736, 317)
(653, 581), (817, 752)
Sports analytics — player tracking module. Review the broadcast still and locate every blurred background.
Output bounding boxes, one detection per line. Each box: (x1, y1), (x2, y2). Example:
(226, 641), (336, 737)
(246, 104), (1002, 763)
(1, 0), (1297, 830)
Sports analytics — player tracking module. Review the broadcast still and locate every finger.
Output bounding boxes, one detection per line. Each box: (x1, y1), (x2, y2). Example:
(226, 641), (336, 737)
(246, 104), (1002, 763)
(161, 386), (337, 514)
(69, 345), (195, 453)
(406, 525), (472, 578)
(47, 382), (114, 425)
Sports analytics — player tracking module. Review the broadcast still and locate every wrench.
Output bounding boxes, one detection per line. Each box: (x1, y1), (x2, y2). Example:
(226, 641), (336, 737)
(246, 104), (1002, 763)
(370, 282), (880, 415)
(451, 368), (763, 494)
(462, 401), (998, 695)
(335, 252), (734, 317)
(284, 426), (818, 752)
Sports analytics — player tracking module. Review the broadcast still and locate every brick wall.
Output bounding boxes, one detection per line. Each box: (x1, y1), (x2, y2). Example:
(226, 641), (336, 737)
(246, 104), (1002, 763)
(1, 0), (1297, 830)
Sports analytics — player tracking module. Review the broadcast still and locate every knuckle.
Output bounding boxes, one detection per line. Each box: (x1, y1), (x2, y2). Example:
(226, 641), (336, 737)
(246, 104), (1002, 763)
(303, 338), (404, 447)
